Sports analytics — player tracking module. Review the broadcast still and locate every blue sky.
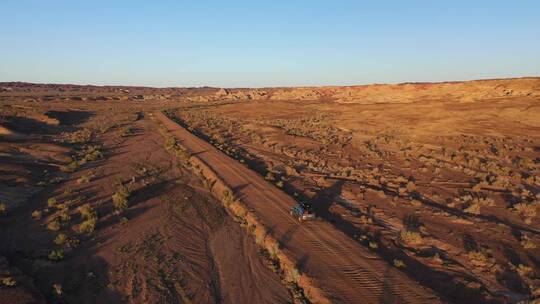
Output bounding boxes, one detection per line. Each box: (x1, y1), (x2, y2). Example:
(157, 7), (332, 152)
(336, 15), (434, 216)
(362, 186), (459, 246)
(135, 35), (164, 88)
(1, 1), (539, 87)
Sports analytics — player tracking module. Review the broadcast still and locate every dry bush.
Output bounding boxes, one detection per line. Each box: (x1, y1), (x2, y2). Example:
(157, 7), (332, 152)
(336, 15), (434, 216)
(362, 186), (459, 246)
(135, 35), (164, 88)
(516, 264), (533, 278)
(468, 251), (490, 267)
(222, 189), (235, 206)
(80, 145), (103, 162)
(1, 277), (17, 287)
(58, 210), (71, 223)
(61, 129), (92, 144)
(513, 202), (537, 224)
(78, 218), (96, 233)
(54, 233), (68, 245)
(48, 249), (64, 261)
(77, 203), (97, 220)
(464, 202), (481, 215)
(31, 210), (42, 219)
(77, 174), (91, 184)
(393, 259), (406, 268)
(228, 200), (247, 220)
(521, 236), (537, 249)
(400, 230), (422, 246)
(47, 218), (62, 231)
(112, 178), (131, 211)
(60, 160), (79, 173)
(202, 178), (216, 190)
(47, 197), (58, 208)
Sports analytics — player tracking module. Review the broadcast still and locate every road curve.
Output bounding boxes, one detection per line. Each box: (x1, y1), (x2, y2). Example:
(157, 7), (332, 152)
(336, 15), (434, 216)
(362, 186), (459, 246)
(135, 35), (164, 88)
(155, 111), (441, 304)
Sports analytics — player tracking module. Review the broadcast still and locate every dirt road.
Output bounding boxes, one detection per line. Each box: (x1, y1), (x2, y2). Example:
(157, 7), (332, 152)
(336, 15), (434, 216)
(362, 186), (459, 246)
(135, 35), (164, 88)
(155, 111), (441, 304)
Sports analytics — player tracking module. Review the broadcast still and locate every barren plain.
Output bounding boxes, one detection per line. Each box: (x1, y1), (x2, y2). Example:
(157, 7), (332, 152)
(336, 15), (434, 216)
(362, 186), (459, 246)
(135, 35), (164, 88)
(0, 78), (539, 304)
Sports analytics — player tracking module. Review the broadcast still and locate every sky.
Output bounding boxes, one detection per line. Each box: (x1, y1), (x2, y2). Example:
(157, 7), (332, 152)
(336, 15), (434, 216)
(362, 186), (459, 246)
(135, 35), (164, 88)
(1, 1), (539, 87)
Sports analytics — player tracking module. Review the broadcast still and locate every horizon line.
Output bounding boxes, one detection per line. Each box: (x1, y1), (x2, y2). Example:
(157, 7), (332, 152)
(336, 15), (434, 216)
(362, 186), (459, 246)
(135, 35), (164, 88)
(1, 75), (539, 90)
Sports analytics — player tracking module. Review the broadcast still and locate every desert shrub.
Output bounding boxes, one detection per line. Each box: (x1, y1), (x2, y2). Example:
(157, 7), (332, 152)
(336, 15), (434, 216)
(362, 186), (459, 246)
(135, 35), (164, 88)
(47, 197), (58, 208)
(202, 178), (216, 190)
(54, 233), (68, 245)
(77, 174), (91, 184)
(265, 172), (275, 181)
(400, 230), (422, 245)
(393, 259), (406, 268)
(78, 218), (96, 234)
(48, 249), (64, 261)
(112, 192), (128, 211)
(77, 204), (97, 220)
(56, 203), (68, 210)
(112, 179), (131, 211)
(513, 202), (537, 219)
(284, 267), (301, 284)
(63, 129), (92, 144)
(0, 202), (6, 215)
(81, 145), (103, 162)
(521, 236), (537, 249)
(58, 210), (71, 223)
(229, 201), (247, 219)
(516, 264), (533, 278)
(31, 210), (42, 219)
(468, 251), (490, 267)
(47, 218), (62, 231)
(1, 277), (17, 287)
(464, 202), (481, 215)
(60, 160), (79, 173)
(222, 189), (235, 205)
(119, 127), (132, 137)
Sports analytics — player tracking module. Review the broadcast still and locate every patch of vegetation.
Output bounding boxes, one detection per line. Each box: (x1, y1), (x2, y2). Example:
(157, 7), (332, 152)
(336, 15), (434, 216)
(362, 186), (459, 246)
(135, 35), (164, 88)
(400, 230), (423, 246)
(78, 218), (96, 234)
(61, 129), (92, 144)
(47, 218), (62, 231)
(513, 202), (537, 224)
(202, 178), (216, 190)
(221, 189), (235, 206)
(119, 126), (133, 137)
(54, 233), (68, 245)
(464, 202), (481, 215)
(77, 203), (98, 233)
(76, 174), (91, 184)
(520, 236), (537, 249)
(80, 145), (103, 162)
(60, 160), (80, 173)
(112, 178), (132, 211)
(1, 277), (17, 287)
(48, 249), (64, 261)
(468, 251), (490, 267)
(78, 203), (97, 220)
(47, 197), (58, 208)
(393, 259), (406, 268)
(516, 264), (533, 278)
(32, 210), (43, 219)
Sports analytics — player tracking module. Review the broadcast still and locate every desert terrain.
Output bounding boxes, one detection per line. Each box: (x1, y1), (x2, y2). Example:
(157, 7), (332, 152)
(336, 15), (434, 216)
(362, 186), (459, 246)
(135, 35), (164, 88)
(0, 78), (539, 303)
